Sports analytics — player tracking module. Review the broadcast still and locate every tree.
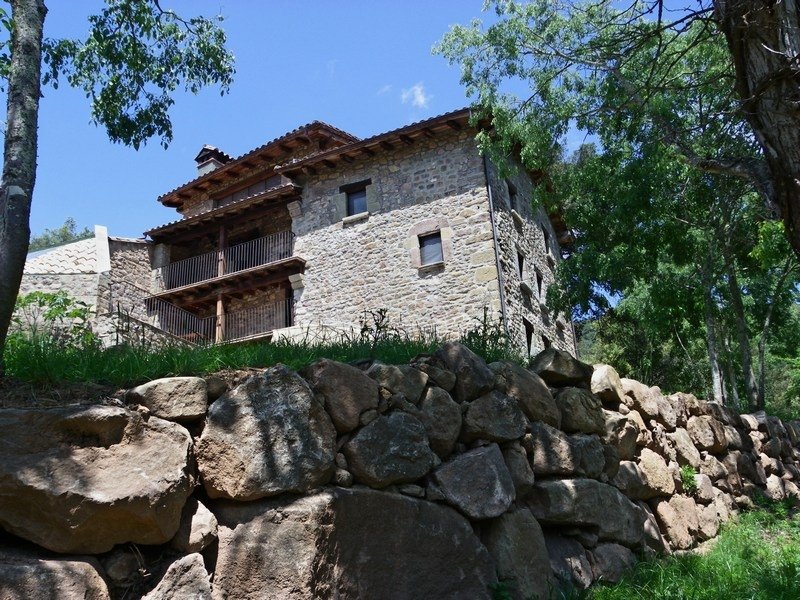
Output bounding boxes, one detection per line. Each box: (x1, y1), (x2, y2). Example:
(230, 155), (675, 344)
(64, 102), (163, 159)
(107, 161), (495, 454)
(436, 0), (800, 260)
(0, 0), (234, 371)
(28, 217), (92, 251)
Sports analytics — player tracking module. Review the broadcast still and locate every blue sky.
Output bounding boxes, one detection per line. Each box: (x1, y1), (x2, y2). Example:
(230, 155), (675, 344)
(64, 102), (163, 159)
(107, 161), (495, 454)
(29, 1), (496, 239)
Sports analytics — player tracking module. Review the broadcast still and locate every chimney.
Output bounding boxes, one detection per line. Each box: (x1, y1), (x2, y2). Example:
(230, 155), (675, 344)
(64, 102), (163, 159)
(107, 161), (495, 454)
(194, 144), (231, 176)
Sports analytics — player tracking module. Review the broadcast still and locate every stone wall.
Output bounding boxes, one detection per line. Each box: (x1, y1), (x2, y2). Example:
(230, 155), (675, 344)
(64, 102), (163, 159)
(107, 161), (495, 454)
(486, 159), (576, 356)
(1, 345), (798, 599)
(17, 273), (99, 311)
(291, 131), (504, 339)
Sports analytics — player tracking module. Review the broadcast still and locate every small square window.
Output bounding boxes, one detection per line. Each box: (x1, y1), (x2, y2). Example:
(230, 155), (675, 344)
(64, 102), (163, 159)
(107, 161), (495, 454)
(419, 232), (443, 266)
(346, 188), (367, 216)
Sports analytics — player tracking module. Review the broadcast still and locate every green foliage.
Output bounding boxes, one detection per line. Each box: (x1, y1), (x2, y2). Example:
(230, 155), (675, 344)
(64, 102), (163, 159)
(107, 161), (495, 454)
(39, 0), (235, 149)
(460, 306), (525, 365)
(680, 465), (698, 495)
(591, 504), (800, 599)
(28, 217), (92, 251)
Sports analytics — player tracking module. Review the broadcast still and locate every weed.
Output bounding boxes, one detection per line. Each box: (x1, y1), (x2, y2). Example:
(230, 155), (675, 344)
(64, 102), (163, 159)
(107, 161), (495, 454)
(680, 465), (698, 495)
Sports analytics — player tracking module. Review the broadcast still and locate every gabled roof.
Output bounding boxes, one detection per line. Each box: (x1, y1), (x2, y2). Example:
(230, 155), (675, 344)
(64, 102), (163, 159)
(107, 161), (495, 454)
(158, 121), (359, 209)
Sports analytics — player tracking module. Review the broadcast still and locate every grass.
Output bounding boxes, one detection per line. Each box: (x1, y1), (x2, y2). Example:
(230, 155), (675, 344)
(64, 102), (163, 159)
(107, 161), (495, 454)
(588, 499), (800, 600)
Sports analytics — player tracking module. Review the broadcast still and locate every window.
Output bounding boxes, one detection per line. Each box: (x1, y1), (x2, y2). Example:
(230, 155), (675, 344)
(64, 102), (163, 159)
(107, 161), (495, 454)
(517, 251), (525, 278)
(346, 188), (367, 216)
(507, 180), (519, 212)
(523, 318), (535, 356)
(541, 334), (551, 349)
(534, 267), (543, 297)
(542, 224), (551, 252)
(419, 232), (443, 266)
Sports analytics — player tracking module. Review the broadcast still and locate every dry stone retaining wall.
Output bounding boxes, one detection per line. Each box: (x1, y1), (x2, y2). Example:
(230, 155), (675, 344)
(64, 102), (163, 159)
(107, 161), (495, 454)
(0, 345), (798, 599)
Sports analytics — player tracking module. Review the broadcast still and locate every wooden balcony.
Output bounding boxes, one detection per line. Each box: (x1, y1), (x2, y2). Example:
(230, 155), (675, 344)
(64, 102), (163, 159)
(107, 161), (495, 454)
(151, 230), (304, 306)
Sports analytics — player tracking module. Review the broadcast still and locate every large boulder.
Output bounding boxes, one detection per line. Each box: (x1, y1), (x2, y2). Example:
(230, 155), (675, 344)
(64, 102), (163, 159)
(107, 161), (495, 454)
(142, 554), (211, 600)
(554, 387), (606, 435)
(529, 347), (593, 388)
(502, 442), (536, 498)
(651, 495), (699, 550)
(528, 422), (602, 478)
(196, 365), (336, 500)
(544, 533), (593, 590)
(603, 410), (639, 460)
(527, 478), (644, 547)
(621, 379), (660, 419)
(0, 405), (193, 554)
(591, 364), (625, 407)
(301, 359), (378, 433)
(482, 509), (553, 600)
(212, 487), (496, 599)
(0, 547), (110, 600)
(342, 412), (435, 488)
(612, 449), (675, 500)
(366, 363), (428, 405)
(434, 342), (495, 402)
(126, 376), (208, 422)
(687, 415), (728, 454)
(667, 428), (702, 468)
(461, 391), (527, 443)
(429, 444), (515, 520)
(590, 543), (637, 584)
(416, 386), (462, 458)
(490, 360), (561, 427)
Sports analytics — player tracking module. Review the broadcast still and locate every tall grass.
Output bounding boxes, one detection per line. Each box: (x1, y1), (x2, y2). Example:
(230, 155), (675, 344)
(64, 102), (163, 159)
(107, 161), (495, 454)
(590, 500), (800, 600)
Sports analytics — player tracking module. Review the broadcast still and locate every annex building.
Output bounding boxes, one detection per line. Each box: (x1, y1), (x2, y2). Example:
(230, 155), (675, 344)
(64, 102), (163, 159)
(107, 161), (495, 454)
(23, 108), (576, 357)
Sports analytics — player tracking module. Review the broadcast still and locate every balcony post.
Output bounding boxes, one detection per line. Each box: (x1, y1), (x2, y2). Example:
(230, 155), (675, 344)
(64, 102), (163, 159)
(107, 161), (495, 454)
(215, 294), (226, 344)
(217, 225), (227, 277)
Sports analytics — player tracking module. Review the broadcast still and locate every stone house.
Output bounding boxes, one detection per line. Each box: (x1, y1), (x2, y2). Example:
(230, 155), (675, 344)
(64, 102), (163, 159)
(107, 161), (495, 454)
(21, 109), (574, 355)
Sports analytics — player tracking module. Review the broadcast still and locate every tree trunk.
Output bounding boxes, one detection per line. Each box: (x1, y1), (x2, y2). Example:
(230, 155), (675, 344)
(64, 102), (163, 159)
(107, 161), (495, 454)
(0, 0), (46, 373)
(715, 0), (800, 260)
(701, 259), (726, 404)
(724, 256), (759, 409)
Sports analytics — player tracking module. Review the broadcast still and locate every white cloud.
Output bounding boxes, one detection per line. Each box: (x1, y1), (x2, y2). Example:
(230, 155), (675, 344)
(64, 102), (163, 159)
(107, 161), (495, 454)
(377, 84), (392, 95)
(401, 82), (430, 109)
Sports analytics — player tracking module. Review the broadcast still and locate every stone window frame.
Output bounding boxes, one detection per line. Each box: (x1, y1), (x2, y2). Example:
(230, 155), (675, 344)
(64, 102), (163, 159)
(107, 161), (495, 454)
(333, 178), (379, 224)
(406, 217), (453, 271)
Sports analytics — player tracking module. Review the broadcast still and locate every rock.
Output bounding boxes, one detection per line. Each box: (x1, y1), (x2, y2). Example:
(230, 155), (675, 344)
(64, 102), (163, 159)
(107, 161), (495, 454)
(590, 543), (637, 584)
(627, 410), (652, 447)
(572, 434), (606, 479)
(196, 365), (336, 500)
(398, 484), (425, 498)
(765, 474), (786, 501)
(694, 473), (715, 504)
(413, 360), (457, 391)
(687, 415), (728, 454)
(170, 498), (218, 553)
(529, 347), (594, 388)
(204, 376), (228, 402)
(648, 421), (677, 463)
(740, 413), (759, 431)
(502, 442), (536, 497)
(655, 395), (678, 431)
(490, 360), (561, 427)
(603, 443), (621, 480)
(142, 554), (211, 600)
(366, 363), (428, 404)
(762, 438), (782, 459)
(333, 468), (353, 487)
(603, 410), (639, 460)
(666, 393), (688, 428)
(527, 478), (644, 547)
(462, 391), (528, 443)
(430, 444), (515, 519)
(635, 500), (670, 554)
(213, 487), (496, 599)
(651, 495), (699, 550)
(621, 379), (660, 419)
(0, 546), (110, 600)
(667, 427), (702, 468)
(529, 421), (602, 477)
(544, 533), (593, 590)
(434, 342), (495, 402)
(101, 548), (139, 586)
(126, 376), (208, 422)
(554, 387), (606, 435)
(678, 392), (706, 417)
(697, 503), (720, 540)
(482, 509), (553, 600)
(699, 452), (728, 481)
(707, 403), (742, 428)
(343, 412), (435, 488)
(416, 386), (462, 458)
(0, 405), (193, 554)
(591, 364), (625, 407)
(301, 359), (379, 433)
(613, 449), (675, 500)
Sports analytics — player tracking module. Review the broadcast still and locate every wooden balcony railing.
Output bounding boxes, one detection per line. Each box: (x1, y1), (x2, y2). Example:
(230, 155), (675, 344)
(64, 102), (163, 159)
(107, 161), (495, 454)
(154, 230), (295, 292)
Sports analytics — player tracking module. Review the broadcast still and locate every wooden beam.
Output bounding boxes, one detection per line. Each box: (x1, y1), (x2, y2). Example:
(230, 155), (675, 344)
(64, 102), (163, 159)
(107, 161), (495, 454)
(360, 147), (376, 157)
(380, 140), (394, 151)
(421, 128), (436, 138)
(279, 143), (293, 153)
(399, 134), (414, 145)
(446, 120), (462, 131)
